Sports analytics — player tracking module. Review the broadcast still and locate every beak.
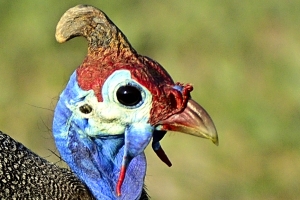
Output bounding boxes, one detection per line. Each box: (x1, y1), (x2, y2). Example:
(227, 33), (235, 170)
(157, 99), (218, 145)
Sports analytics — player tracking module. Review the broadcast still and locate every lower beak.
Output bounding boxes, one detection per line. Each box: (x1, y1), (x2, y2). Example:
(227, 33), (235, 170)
(157, 99), (218, 145)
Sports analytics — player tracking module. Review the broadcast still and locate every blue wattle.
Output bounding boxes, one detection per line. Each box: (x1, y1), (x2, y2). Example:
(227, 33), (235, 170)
(53, 72), (147, 199)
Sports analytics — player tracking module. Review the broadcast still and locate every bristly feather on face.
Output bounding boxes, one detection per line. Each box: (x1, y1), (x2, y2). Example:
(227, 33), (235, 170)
(53, 4), (218, 199)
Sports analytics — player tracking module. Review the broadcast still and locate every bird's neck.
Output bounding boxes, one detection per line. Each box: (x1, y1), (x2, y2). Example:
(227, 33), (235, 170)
(64, 129), (147, 200)
(53, 72), (146, 199)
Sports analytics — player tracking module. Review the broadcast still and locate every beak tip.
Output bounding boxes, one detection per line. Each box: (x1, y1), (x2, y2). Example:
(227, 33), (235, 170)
(210, 129), (219, 146)
(203, 122), (218, 146)
(212, 137), (219, 146)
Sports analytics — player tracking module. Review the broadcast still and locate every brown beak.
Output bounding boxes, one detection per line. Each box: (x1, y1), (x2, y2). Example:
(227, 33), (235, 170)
(156, 99), (218, 145)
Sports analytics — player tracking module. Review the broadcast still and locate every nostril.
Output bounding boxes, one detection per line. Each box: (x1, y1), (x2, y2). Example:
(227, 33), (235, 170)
(168, 90), (183, 110)
(168, 92), (177, 109)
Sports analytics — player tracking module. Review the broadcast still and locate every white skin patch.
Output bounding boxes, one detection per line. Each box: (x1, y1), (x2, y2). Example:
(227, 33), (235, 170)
(69, 70), (153, 136)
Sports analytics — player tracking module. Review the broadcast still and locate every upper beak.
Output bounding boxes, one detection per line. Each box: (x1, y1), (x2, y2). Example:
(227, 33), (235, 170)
(157, 99), (218, 145)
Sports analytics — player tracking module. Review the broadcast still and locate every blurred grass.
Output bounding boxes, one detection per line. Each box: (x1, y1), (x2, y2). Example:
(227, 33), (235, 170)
(0, 0), (299, 199)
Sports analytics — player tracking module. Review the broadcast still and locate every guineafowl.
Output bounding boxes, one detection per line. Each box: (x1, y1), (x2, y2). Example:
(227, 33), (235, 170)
(0, 5), (218, 199)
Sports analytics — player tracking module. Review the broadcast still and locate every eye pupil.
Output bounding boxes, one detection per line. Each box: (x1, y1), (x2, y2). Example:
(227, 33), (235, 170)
(79, 104), (93, 114)
(117, 85), (142, 106)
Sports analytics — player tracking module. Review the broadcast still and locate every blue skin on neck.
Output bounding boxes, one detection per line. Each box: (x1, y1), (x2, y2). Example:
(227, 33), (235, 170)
(53, 72), (147, 200)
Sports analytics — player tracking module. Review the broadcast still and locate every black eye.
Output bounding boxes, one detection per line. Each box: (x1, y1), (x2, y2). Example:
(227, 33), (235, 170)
(79, 104), (93, 114)
(117, 85), (142, 106)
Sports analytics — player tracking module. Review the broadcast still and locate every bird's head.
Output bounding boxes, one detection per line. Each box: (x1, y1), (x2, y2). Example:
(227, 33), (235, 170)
(53, 5), (218, 199)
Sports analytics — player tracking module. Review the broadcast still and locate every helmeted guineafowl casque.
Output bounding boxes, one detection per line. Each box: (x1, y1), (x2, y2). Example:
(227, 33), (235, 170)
(0, 4), (218, 199)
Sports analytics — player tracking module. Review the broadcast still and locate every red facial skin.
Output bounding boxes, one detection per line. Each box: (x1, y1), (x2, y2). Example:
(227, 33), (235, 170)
(77, 49), (193, 125)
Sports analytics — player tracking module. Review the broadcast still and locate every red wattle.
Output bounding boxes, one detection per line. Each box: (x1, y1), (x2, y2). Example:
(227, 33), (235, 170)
(116, 166), (126, 196)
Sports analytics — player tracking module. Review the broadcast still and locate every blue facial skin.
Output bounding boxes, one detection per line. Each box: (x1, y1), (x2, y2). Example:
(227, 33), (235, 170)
(53, 72), (150, 200)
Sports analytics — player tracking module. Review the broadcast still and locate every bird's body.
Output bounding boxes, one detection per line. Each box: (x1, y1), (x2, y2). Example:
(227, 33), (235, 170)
(0, 4), (218, 200)
(0, 131), (94, 200)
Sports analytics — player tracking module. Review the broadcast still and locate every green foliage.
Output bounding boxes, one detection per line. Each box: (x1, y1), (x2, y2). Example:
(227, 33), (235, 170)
(0, 1), (299, 199)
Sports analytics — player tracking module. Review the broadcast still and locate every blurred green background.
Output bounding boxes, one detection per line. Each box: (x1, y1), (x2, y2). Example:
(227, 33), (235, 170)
(0, 0), (299, 199)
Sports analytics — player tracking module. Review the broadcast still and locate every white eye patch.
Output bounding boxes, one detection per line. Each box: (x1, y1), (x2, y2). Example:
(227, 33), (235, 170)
(71, 70), (153, 136)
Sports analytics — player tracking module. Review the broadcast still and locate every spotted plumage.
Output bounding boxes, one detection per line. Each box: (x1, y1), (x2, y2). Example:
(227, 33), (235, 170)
(0, 131), (94, 199)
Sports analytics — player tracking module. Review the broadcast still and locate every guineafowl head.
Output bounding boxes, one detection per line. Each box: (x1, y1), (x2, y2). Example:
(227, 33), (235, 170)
(53, 5), (218, 200)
